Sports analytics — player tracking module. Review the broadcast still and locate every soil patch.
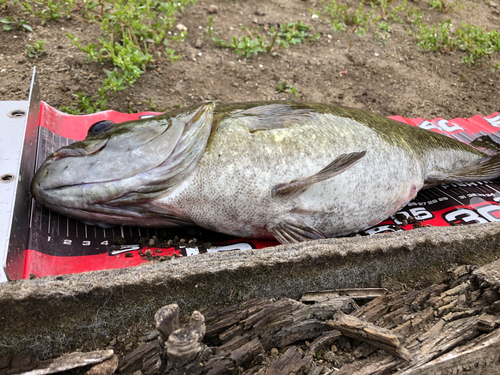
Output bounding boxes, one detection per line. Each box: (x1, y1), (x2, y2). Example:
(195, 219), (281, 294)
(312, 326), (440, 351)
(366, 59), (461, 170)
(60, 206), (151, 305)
(1, 0), (499, 119)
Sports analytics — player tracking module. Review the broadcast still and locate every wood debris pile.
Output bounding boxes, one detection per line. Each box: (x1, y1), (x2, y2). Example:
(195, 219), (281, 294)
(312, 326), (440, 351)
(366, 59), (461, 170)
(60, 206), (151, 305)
(3, 258), (500, 375)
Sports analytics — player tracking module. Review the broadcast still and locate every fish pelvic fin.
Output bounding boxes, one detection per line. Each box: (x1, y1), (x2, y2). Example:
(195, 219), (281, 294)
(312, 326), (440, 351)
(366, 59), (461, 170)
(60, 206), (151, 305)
(271, 151), (366, 198)
(424, 154), (500, 187)
(266, 218), (326, 244)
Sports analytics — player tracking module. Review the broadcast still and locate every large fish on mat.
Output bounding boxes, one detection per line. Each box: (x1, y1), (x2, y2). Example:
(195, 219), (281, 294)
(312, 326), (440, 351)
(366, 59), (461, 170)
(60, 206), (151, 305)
(31, 102), (500, 244)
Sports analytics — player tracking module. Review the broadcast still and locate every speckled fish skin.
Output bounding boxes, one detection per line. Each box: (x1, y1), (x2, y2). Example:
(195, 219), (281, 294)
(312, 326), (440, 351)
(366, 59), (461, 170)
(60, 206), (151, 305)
(31, 101), (500, 243)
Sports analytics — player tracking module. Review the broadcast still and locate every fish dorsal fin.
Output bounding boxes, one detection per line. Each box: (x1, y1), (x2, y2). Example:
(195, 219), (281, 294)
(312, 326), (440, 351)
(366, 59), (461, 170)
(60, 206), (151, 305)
(272, 151), (366, 198)
(228, 103), (315, 133)
(424, 154), (500, 187)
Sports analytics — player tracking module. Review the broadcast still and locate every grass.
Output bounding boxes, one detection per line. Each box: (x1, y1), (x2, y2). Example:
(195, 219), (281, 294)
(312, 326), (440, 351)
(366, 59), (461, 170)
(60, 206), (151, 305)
(316, 0), (499, 67)
(64, 0), (195, 114)
(207, 18), (319, 58)
(275, 81), (300, 98)
(417, 20), (500, 66)
(428, 0), (463, 13)
(6, 0), (196, 114)
(315, 0), (423, 42)
(319, 0), (378, 36)
(26, 39), (46, 58)
(1, 16), (33, 31)
(20, 0), (75, 25)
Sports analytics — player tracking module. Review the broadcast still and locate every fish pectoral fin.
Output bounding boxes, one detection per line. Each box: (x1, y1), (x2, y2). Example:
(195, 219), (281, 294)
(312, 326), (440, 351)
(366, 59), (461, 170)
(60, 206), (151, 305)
(424, 154), (500, 187)
(266, 218), (326, 244)
(272, 151), (366, 197)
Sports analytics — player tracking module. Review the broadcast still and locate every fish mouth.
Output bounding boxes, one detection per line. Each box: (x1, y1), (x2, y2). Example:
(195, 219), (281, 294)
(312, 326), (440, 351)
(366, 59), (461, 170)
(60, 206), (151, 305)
(32, 172), (103, 213)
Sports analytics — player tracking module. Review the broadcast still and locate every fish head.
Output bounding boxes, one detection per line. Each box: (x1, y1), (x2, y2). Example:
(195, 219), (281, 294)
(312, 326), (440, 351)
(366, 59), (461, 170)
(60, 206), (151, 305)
(31, 102), (215, 227)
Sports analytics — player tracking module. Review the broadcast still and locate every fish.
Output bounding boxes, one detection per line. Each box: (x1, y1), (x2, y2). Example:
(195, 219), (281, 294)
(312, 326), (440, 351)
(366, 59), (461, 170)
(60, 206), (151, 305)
(31, 101), (500, 244)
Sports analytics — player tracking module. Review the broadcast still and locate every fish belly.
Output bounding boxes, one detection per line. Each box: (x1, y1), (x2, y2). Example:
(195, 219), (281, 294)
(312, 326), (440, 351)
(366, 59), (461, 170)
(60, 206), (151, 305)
(291, 152), (422, 237)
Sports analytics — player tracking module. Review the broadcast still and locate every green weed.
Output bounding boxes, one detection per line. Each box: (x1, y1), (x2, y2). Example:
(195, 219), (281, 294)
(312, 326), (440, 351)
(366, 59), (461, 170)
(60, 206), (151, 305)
(1, 16), (33, 31)
(275, 81), (300, 98)
(375, 29), (390, 44)
(405, 5), (423, 33)
(428, 0), (462, 13)
(417, 19), (455, 51)
(417, 20), (500, 66)
(26, 39), (46, 57)
(321, 0), (379, 36)
(21, 0), (74, 25)
(376, 0), (408, 22)
(279, 20), (320, 47)
(67, 0), (192, 82)
(208, 22), (267, 58)
(147, 97), (158, 111)
(207, 18), (319, 58)
(456, 24), (500, 66)
(17, 0), (195, 114)
(319, 0), (418, 42)
(61, 92), (108, 115)
(377, 21), (392, 32)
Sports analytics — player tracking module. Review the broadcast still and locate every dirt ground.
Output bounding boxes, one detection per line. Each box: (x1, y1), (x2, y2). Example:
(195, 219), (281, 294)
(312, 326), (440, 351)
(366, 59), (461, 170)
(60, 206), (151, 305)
(1, 0), (499, 120)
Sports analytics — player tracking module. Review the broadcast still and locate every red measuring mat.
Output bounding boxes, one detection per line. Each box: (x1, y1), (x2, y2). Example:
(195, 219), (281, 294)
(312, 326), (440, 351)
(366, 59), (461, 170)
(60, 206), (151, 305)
(24, 102), (500, 278)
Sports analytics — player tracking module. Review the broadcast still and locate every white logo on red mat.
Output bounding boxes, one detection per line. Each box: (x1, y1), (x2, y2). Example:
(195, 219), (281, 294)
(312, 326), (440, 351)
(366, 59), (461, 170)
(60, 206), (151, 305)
(484, 115), (500, 127)
(418, 119), (463, 133)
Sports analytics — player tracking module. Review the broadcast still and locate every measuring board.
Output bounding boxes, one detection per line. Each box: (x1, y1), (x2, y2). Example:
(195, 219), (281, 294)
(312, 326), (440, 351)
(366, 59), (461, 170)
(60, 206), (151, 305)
(2, 68), (500, 281)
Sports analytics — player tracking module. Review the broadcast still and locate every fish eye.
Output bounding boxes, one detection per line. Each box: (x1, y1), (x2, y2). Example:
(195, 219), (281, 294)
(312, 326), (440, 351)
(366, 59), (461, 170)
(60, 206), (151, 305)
(88, 120), (114, 135)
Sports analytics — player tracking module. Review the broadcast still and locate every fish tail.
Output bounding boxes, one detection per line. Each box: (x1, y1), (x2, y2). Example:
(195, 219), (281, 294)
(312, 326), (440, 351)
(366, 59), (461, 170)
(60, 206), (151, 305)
(425, 154), (500, 186)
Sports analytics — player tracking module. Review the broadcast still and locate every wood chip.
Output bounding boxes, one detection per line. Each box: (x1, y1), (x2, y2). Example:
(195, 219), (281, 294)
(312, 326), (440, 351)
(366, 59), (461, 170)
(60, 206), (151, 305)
(255, 346), (311, 375)
(478, 314), (500, 332)
(216, 334), (251, 354)
(205, 308), (250, 337)
(300, 288), (387, 303)
(473, 258), (500, 288)
(353, 294), (392, 322)
(204, 338), (263, 375)
(328, 312), (400, 348)
(118, 341), (160, 374)
(242, 299), (302, 330)
(155, 304), (179, 343)
(410, 283), (448, 309)
(326, 311), (411, 361)
(401, 316), (480, 371)
(229, 337), (264, 364)
(399, 328), (500, 375)
(165, 328), (202, 367)
(307, 330), (342, 357)
(265, 319), (326, 349)
(219, 323), (244, 342)
(188, 310), (206, 340)
(85, 355), (118, 375)
(22, 350), (114, 375)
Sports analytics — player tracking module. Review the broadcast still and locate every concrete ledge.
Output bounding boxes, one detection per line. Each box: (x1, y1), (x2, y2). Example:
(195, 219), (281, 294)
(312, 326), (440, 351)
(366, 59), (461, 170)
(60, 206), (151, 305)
(1, 223), (500, 357)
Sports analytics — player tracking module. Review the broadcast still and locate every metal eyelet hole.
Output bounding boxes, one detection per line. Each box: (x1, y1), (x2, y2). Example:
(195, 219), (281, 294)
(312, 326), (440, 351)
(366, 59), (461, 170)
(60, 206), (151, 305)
(8, 109), (27, 118)
(0, 174), (15, 183)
